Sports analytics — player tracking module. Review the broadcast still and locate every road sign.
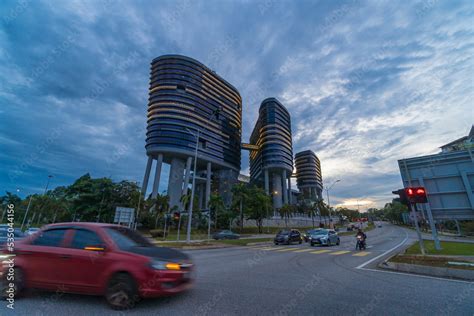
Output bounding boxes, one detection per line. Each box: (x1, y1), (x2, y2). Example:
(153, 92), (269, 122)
(114, 207), (135, 227)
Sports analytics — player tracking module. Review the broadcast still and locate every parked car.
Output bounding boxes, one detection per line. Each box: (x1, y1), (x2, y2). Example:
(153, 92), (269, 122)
(274, 229), (302, 245)
(25, 227), (40, 236)
(212, 230), (240, 240)
(0, 222), (194, 310)
(0, 228), (25, 245)
(309, 229), (340, 246)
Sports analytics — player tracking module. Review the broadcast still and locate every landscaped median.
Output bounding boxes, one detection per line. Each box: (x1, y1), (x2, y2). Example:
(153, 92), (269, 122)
(153, 237), (274, 250)
(381, 240), (474, 280)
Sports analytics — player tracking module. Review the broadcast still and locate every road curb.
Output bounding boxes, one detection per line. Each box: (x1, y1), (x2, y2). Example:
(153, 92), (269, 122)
(379, 261), (474, 281)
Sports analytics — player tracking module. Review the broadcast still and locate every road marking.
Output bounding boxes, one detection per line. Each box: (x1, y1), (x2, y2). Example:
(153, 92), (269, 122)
(352, 251), (371, 257)
(329, 250), (351, 255)
(356, 230), (409, 269)
(293, 249), (314, 253)
(275, 247), (299, 252)
(310, 249), (332, 254)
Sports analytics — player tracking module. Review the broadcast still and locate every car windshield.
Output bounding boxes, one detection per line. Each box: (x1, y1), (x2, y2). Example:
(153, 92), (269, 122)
(311, 229), (328, 235)
(278, 231), (290, 235)
(105, 227), (153, 250)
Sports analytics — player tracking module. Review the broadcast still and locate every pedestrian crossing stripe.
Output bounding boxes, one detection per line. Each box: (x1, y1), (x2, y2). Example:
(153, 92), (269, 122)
(329, 250), (351, 255)
(292, 249), (314, 253)
(352, 251), (370, 257)
(310, 249), (332, 254)
(275, 247), (300, 252)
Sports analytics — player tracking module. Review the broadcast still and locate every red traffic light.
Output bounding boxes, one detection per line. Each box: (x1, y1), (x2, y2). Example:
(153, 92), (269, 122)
(404, 187), (427, 204)
(173, 212), (180, 221)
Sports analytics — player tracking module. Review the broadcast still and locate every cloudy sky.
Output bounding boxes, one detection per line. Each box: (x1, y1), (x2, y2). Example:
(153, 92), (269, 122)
(1, 0), (473, 209)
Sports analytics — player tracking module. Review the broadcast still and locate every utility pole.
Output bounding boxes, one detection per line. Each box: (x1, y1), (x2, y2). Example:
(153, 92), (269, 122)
(325, 179), (340, 229)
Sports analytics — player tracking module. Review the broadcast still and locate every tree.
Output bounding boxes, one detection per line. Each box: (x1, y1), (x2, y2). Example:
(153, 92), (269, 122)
(279, 204), (295, 228)
(231, 183), (248, 232)
(208, 194), (225, 229)
(245, 186), (272, 233)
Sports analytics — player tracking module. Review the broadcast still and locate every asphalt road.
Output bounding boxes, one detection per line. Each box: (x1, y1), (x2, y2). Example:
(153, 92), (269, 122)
(3, 223), (473, 316)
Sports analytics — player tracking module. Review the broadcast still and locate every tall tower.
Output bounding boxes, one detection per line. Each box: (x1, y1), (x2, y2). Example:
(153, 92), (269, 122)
(249, 98), (293, 210)
(295, 150), (323, 202)
(141, 55), (242, 210)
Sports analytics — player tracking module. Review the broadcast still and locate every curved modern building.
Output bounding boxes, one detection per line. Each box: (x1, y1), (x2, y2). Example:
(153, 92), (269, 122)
(249, 98), (293, 209)
(295, 150), (323, 201)
(141, 55), (242, 209)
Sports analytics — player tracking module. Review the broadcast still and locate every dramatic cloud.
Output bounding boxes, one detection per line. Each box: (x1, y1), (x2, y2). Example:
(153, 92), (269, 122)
(1, 0), (473, 208)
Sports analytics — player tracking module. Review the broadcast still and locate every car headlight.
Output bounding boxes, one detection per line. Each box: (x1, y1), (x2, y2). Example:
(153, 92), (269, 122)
(150, 260), (181, 271)
(284, 236), (289, 239)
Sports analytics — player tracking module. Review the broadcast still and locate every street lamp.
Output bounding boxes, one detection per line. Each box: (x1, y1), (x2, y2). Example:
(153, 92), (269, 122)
(184, 108), (221, 243)
(44, 175), (53, 195)
(325, 179), (340, 228)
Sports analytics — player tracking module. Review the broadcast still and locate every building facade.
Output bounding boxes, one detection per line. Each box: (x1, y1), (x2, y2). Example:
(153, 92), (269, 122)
(249, 98), (293, 209)
(141, 55), (242, 209)
(295, 150), (323, 202)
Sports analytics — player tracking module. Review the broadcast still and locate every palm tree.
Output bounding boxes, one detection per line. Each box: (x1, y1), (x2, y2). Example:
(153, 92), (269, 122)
(279, 204), (294, 228)
(154, 194), (169, 229)
(231, 183), (248, 232)
(315, 199), (329, 227)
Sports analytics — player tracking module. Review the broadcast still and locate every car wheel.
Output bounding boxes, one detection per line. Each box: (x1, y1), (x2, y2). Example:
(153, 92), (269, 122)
(2, 267), (25, 298)
(274, 242), (278, 245)
(336, 238), (340, 245)
(327, 240), (332, 247)
(299, 240), (302, 244)
(106, 273), (139, 310)
(310, 242), (314, 247)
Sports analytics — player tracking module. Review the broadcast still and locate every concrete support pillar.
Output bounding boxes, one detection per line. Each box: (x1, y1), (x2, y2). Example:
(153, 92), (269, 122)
(264, 169), (269, 195)
(282, 170), (288, 205)
(205, 162), (212, 209)
(141, 156), (153, 197)
(182, 157), (193, 196)
(288, 177), (292, 204)
(151, 154), (163, 199)
(198, 184), (205, 210)
(168, 158), (185, 210)
(272, 173), (283, 209)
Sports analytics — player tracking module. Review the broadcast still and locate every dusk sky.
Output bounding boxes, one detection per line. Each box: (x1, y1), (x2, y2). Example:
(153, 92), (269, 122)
(1, 0), (473, 210)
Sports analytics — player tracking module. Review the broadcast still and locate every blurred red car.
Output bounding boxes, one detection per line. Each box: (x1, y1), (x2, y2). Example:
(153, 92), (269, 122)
(0, 222), (193, 309)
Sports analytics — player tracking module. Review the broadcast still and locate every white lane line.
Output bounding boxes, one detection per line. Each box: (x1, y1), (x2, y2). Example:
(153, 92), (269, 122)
(358, 267), (474, 285)
(356, 230), (409, 270)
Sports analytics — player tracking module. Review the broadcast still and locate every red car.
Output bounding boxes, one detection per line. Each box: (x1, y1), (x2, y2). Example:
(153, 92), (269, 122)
(0, 223), (193, 309)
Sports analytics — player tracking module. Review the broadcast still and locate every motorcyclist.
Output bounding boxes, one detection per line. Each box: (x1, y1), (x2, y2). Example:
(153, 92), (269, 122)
(355, 229), (367, 249)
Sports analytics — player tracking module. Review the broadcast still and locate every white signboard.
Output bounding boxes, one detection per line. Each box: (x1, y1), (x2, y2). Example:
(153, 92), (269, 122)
(114, 207), (135, 227)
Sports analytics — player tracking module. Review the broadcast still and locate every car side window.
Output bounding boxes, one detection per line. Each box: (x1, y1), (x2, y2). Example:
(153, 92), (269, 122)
(31, 228), (68, 247)
(70, 229), (103, 249)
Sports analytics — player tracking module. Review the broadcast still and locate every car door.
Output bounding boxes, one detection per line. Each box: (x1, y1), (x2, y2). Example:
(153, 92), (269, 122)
(20, 228), (71, 289)
(59, 228), (111, 293)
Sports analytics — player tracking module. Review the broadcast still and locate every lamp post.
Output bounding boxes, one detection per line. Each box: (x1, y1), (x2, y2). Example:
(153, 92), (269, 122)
(185, 108), (221, 243)
(44, 175), (53, 195)
(325, 179), (340, 228)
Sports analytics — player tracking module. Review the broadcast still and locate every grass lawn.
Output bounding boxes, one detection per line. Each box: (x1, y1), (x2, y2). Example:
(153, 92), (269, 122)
(405, 240), (474, 256)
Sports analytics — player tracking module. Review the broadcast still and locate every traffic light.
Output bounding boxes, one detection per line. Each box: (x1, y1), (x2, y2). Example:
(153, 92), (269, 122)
(392, 187), (428, 205)
(405, 187), (428, 204)
(173, 212), (180, 221)
(392, 189), (408, 205)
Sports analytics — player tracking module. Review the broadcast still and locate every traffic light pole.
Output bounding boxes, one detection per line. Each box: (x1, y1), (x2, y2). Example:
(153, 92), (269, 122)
(409, 203), (426, 255)
(418, 203), (442, 250)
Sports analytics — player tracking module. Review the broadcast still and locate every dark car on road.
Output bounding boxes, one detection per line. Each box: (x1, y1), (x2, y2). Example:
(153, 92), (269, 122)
(212, 230), (240, 240)
(302, 229), (322, 242)
(0, 228), (25, 245)
(309, 229), (340, 247)
(0, 222), (194, 310)
(274, 229), (302, 245)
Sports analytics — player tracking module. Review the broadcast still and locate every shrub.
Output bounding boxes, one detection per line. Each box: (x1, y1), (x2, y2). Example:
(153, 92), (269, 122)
(149, 229), (165, 238)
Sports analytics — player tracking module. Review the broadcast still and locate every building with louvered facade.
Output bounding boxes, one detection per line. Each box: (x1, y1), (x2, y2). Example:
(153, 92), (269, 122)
(140, 55), (242, 209)
(295, 150), (323, 202)
(249, 98), (293, 209)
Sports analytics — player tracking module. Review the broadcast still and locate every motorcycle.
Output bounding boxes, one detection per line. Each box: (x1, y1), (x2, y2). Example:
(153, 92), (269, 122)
(356, 235), (366, 250)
